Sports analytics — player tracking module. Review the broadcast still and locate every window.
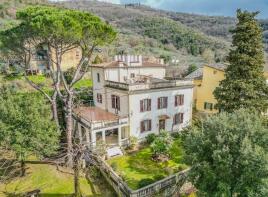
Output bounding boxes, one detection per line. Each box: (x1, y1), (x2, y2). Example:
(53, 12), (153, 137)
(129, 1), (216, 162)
(175, 95), (184, 106)
(97, 93), (102, 103)
(204, 102), (213, 111)
(97, 73), (100, 82)
(140, 99), (151, 112)
(158, 97), (168, 109)
(130, 73), (135, 78)
(140, 119), (152, 133)
(111, 95), (120, 111)
(174, 113), (184, 125)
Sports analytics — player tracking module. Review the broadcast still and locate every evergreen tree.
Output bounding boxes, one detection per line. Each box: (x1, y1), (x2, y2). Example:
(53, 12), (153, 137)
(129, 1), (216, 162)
(214, 10), (268, 112)
(183, 109), (268, 196)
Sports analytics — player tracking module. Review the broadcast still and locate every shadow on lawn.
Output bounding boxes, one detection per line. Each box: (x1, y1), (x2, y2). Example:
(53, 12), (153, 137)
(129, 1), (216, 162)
(0, 158), (22, 182)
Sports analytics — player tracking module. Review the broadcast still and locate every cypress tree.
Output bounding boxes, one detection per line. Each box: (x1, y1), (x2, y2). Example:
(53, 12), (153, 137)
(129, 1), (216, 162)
(214, 9), (268, 112)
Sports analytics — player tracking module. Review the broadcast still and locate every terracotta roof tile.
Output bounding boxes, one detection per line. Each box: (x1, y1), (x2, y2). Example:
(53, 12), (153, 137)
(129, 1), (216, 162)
(74, 107), (119, 122)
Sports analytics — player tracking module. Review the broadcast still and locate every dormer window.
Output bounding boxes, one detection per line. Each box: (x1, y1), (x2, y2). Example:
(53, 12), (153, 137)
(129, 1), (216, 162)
(130, 73), (135, 78)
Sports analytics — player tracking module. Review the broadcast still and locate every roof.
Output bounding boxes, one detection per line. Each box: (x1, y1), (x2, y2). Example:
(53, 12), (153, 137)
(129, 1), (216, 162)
(185, 67), (203, 80)
(92, 61), (166, 68)
(205, 63), (227, 71)
(73, 106), (119, 122)
(185, 63), (227, 80)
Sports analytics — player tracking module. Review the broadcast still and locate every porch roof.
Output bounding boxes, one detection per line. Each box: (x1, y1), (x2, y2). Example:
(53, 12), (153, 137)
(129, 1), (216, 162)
(74, 106), (119, 122)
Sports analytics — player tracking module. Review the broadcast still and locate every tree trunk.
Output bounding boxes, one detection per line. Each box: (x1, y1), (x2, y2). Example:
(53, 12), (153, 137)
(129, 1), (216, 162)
(73, 155), (82, 197)
(51, 92), (59, 128)
(66, 93), (74, 167)
(20, 160), (26, 177)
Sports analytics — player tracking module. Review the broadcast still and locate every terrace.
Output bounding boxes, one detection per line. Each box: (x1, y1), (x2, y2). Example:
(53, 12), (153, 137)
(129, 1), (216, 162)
(105, 76), (193, 91)
(73, 106), (129, 147)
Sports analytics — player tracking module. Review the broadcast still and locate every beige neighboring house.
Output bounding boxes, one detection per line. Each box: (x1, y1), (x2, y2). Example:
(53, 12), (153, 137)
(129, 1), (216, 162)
(29, 46), (82, 74)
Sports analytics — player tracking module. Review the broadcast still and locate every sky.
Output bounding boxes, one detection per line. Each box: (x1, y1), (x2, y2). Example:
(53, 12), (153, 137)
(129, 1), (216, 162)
(98, 0), (268, 19)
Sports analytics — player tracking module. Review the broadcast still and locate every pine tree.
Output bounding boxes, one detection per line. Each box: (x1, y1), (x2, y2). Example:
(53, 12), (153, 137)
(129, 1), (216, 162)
(214, 10), (268, 112)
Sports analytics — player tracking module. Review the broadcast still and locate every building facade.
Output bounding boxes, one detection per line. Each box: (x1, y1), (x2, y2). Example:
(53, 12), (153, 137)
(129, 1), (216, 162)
(186, 64), (268, 114)
(30, 46), (81, 74)
(73, 55), (194, 147)
(185, 64), (226, 114)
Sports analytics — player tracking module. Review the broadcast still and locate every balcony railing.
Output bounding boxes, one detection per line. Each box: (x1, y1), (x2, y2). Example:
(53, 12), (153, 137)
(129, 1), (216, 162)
(91, 117), (129, 131)
(105, 80), (129, 90)
(105, 80), (193, 91)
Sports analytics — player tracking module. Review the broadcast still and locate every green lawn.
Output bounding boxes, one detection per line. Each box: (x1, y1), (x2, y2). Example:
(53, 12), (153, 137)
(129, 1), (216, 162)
(1, 74), (93, 92)
(0, 163), (114, 197)
(107, 139), (188, 190)
(73, 79), (93, 89)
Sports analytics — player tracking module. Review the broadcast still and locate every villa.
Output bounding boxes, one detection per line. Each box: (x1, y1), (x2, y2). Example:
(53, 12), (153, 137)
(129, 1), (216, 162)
(73, 55), (194, 147)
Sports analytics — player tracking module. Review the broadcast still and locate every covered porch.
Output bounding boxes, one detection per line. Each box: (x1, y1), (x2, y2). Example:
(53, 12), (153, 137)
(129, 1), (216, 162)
(73, 106), (129, 148)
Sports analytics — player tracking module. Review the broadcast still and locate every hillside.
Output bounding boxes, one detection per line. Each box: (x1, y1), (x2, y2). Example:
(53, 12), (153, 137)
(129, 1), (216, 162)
(1, 0), (268, 68)
(56, 0), (230, 66)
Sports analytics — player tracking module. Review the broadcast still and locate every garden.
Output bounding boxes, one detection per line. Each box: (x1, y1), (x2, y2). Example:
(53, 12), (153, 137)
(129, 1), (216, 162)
(107, 132), (188, 190)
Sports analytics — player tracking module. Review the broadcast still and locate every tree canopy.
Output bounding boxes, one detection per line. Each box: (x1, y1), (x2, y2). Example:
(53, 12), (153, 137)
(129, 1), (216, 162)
(0, 5), (117, 168)
(0, 87), (60, 175)
(183, 109), (268, 196)
(214, 10), (268, 112)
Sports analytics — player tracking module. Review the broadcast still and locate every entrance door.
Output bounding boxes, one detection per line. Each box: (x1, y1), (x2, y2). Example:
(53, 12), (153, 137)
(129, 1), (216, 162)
(159, 119), (166, 132)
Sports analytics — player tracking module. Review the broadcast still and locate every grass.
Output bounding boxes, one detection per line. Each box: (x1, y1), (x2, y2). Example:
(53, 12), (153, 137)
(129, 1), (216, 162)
(0, 163), (114, 197)
(107, 139), (188, 190)
(0, 74), (93, 92)
(73, 79), (93, 89)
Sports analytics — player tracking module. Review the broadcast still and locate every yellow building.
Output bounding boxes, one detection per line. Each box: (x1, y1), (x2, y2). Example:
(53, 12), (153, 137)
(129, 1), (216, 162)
(187, 64), (268, 114)
(185, 64), (226, 114)
(30, 46), (81, 74)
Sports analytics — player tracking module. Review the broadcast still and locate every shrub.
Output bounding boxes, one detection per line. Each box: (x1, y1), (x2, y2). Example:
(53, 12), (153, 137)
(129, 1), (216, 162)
(186, 63), (198, 76)
(150, 131), (173, 158)
(145, 133), (157, 144)
(176, 164), (187, 172)
(138, 178), (155, 188)
(171, 132), (181, 139)
(128, 136), (138, 150)
(164, 167), (174, 176)
(153, 174), (165, 181)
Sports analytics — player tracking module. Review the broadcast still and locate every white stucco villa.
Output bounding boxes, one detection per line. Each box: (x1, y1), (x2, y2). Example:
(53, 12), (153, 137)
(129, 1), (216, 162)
(73, 55), (194, 147)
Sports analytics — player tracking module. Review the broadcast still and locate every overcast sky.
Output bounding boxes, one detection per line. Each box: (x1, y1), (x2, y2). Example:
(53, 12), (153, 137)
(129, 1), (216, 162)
(98, 0), (268, 18)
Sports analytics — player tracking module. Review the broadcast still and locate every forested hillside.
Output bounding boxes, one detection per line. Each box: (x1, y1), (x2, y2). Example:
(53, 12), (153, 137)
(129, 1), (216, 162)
(1, 0), (268, 67)
(57, 0), (230, 65)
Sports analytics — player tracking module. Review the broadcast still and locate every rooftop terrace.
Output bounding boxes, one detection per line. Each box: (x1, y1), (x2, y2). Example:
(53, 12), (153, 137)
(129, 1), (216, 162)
(105, 76), (193, 91)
